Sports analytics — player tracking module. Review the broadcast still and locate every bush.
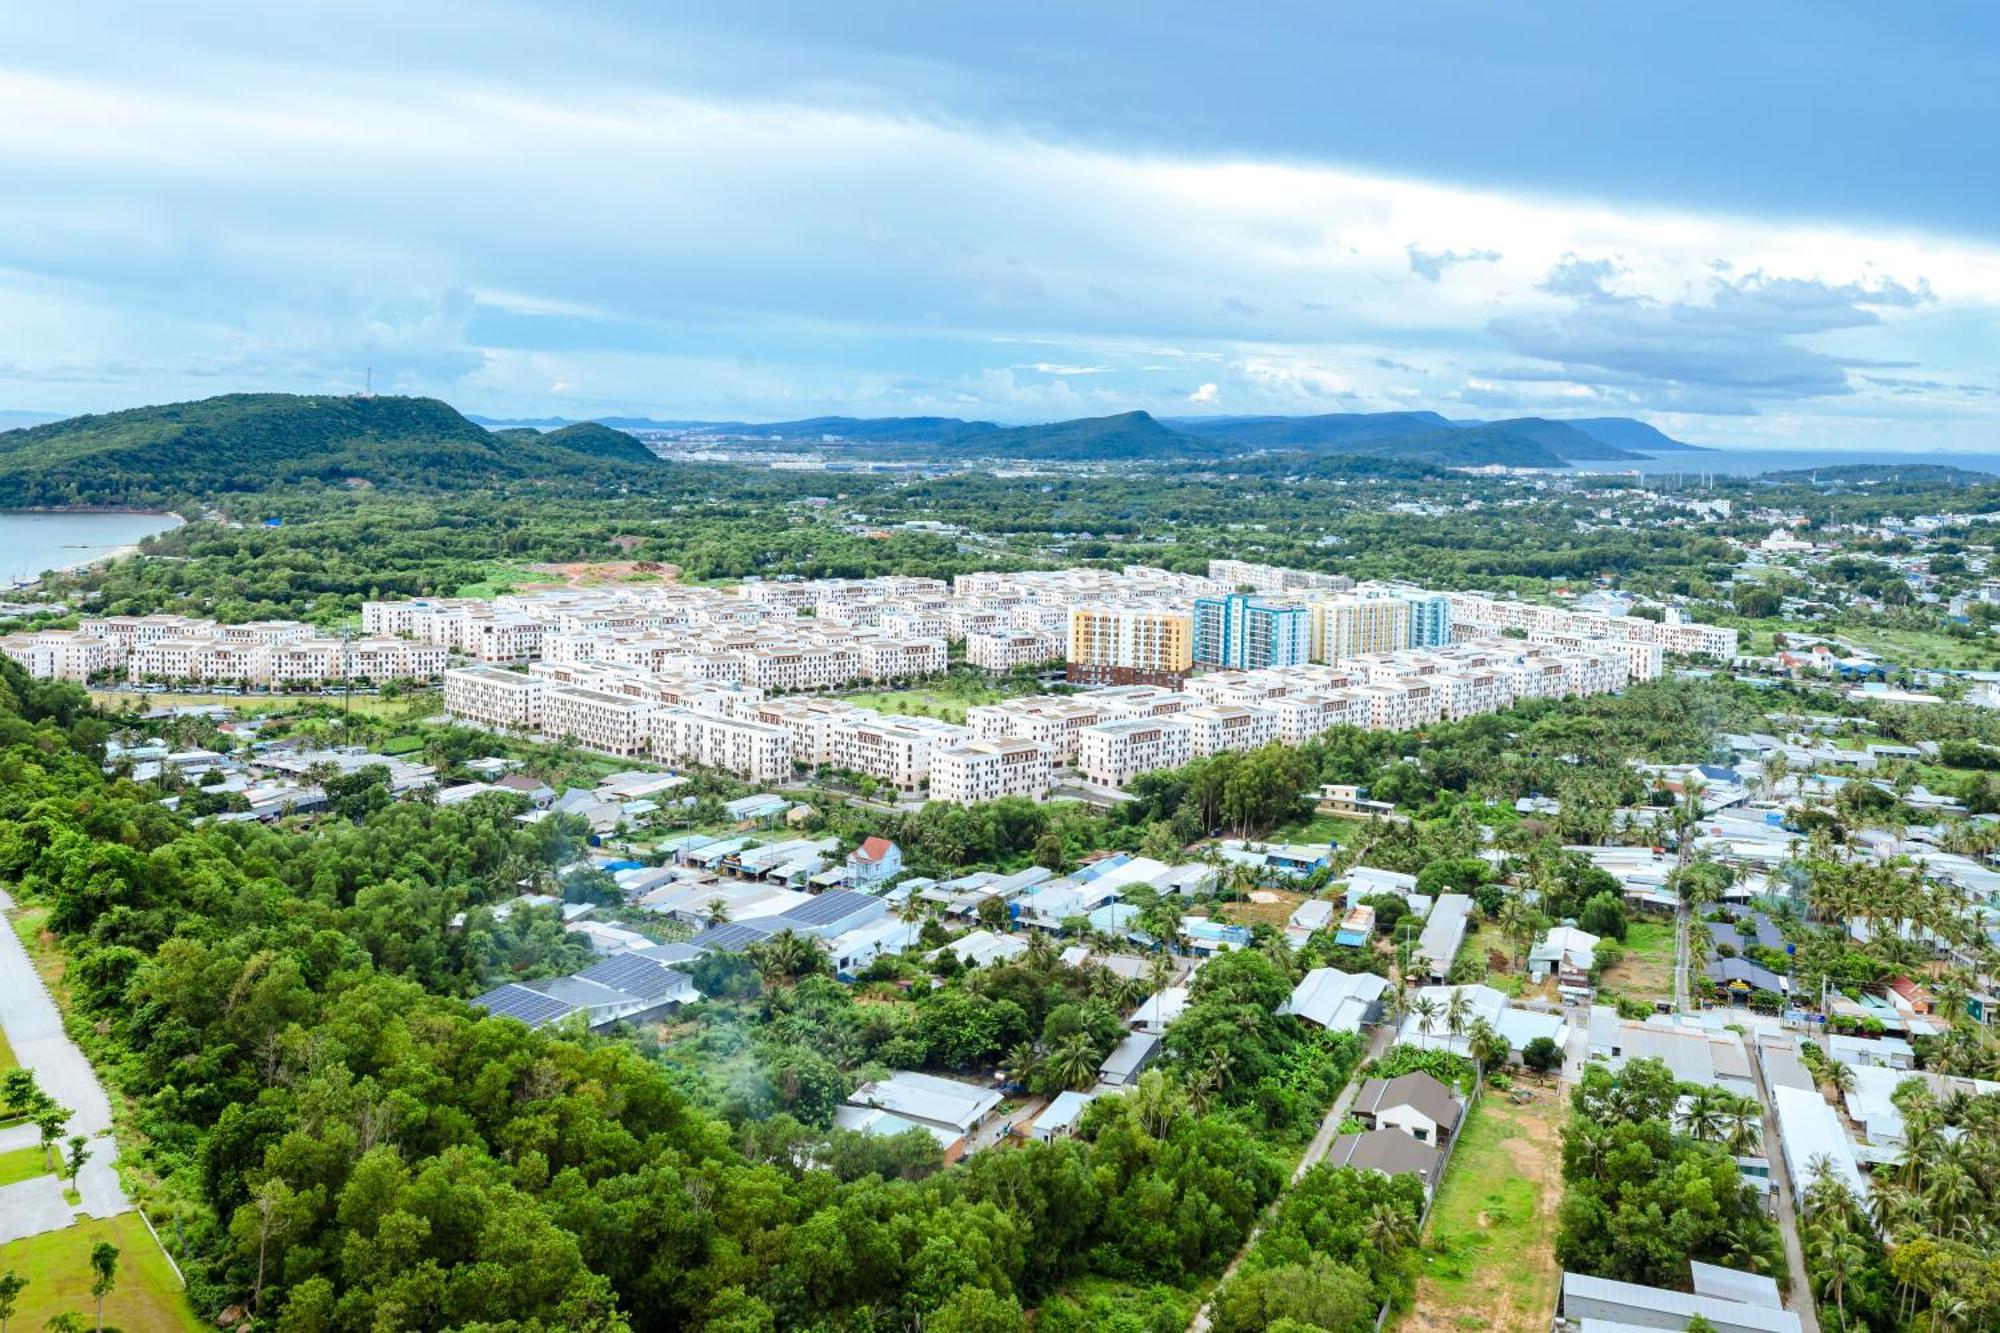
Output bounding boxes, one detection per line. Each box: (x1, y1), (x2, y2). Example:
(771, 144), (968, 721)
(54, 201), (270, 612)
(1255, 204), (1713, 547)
(1578, 890), (1628, 942)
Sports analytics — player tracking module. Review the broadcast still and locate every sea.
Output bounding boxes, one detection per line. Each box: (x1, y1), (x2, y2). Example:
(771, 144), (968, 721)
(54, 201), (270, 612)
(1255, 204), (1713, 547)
(1, 510), (183, 586)
(1613, 448), (2000, 481)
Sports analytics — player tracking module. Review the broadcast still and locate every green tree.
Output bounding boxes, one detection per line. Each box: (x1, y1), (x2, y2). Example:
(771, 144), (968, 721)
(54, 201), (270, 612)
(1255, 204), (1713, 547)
(87, 1244), (116, 1333)
(0, 1272), (26, 1333)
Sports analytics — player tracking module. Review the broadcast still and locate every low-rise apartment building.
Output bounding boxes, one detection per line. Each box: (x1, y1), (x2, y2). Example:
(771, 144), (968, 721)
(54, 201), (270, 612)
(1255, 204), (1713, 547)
(931, 738), (1055, 803)
(1077, 717), (1194, 787)
(443, 665), (549, 729)
(543, 687), (657, 756)
(1182, 703), (1281, 757)
(652, 708), (793, 783)
(965, 630), (1062, 673)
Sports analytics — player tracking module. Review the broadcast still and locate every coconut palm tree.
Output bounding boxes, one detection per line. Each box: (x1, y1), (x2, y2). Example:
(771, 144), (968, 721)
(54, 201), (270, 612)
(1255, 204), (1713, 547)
(1411, 995), (1441, 1049)
(1443, 988), (1472, 1049)
(1048, 1033), (1099, 1091)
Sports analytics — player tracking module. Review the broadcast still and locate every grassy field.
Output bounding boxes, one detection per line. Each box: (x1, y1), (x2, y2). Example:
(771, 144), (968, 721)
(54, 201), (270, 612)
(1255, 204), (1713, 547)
(454, 560), (553, 598)
(89, 689), (428, 720)
(0, 1211), (203, 1333)
(1265, 811), (1372, 847)
(0, 1142), (53, 1186)
(836, 685), (1003, 724)
(0, 1021), (14, 1071)
(1598, 919), (1677, 1005)
(1404, 1088), (1565, 1333)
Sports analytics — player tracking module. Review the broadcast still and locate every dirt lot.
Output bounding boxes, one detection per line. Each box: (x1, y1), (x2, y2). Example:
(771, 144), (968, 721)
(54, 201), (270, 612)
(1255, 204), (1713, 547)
(1402, 1086), (1566, 1333)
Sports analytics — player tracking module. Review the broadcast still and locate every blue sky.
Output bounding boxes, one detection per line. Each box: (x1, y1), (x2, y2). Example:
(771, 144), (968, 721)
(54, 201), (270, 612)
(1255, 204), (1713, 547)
(1, 1), (1996, 448)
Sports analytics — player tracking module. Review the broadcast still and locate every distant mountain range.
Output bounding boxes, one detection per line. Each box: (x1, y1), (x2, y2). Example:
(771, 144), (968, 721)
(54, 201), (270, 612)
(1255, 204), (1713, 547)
(0, 394), (1710, 504)
(476, 407), (1706, 466)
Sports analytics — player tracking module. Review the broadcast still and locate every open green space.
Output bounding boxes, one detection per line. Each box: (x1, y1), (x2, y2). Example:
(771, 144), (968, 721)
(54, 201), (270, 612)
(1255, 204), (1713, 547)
(0, 1211), (203, 1333)
(0, 1142), (53, 1186)
(453, 560), (551, 597)
(89, 689), (428, 720)
(1405, 1090), (1564, 1333)
(1597, 919), (1676, 1004)
(0, 1022), (15, 1071)
(835, 685), (1004, 724)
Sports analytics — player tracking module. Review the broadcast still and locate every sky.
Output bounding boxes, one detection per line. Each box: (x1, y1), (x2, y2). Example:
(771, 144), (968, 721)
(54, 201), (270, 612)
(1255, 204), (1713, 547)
(1, 1), (1996, 449)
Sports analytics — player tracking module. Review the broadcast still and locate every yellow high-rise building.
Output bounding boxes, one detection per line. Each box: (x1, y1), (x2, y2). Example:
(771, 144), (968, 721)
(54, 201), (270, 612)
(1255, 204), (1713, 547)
(1066, 605), (1194, 686)
(1311, 596), (1410, 662)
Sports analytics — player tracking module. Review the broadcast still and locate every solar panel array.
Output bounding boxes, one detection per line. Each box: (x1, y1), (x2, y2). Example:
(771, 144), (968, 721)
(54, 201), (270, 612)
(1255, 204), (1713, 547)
(688, 921), (778, 952)
(473, 983), (575, 1027)
(775, 889), (875, 929)
(578, 953), (690, 1002)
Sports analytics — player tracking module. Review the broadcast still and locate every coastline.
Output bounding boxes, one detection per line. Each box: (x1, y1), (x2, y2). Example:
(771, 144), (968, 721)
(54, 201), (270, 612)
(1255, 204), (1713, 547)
(1, 509), (185, 585)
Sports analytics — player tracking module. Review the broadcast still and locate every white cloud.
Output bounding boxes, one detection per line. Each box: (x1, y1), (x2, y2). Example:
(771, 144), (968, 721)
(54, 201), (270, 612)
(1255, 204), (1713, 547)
(1187, 382), (1220, 405)
(0, 57), (1994, 445)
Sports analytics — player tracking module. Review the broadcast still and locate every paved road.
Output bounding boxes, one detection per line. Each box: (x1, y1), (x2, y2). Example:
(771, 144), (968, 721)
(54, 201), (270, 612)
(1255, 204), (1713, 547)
(1747, 1044), (1821, 1333)
(1186, 1025), (1395, 1333)
(0, 887), (132, 1238)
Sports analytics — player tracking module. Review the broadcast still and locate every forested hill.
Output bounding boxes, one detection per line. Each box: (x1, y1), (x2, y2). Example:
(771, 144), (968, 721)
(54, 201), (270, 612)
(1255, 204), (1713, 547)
(0, 393), (664, 505)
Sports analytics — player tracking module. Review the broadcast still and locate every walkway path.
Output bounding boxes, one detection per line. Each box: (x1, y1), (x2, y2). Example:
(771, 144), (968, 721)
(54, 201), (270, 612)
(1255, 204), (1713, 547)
(0, 887), (132, 1240)
(1186, 1024), (1395, 1333)
(1747, 1043), (1821, 1333)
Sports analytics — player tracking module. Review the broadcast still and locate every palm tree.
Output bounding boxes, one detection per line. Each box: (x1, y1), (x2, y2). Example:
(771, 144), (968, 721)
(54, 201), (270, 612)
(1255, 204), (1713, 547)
(1721, 1095), (1763, 1156)
(1806, 1210), (1863, 1329)
(1443, 988), (1471, 1050)
(1411, 996), (1441, 1049)
(1049, 1033), (1099, 1091)
(1681, 1086), (1724, 1144)
(1002, 1041), (1041, 1089)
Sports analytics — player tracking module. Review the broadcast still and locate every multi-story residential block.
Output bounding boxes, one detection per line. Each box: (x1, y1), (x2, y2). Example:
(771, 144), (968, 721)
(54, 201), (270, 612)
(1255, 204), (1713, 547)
(443, 666), (548, 729)
(1181, 704), (1282, 757)
(965, 630), (1062, 673)
(1430, 669), (1511, 720)
(0, 630), (117, 681)
(744, 645), (863, 693)
(1076, 718), (1194, 787)
(543, 687), (657, 756)
(1267, 692), (1364, 744)
(746, 698), (862, 766)
(857, 637), (948, 682)
(1208, 560), (1354, 596)
(931, 738), (1055, 803)
(827, 714), (970, 794)
(1311, 596), (1411, 662)
(967, 696), (1105, 763)
(651, 709), (793, 783)
(1353, 679), (1439, 731)
(1192, 593), (1312, 669)
(1067, 605), (1194, 687)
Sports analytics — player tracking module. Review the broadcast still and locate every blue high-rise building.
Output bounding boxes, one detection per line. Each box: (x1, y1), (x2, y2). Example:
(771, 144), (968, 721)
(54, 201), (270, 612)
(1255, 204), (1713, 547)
(1193, 593), (1312, 668)
(1405, 592), (1452, 647)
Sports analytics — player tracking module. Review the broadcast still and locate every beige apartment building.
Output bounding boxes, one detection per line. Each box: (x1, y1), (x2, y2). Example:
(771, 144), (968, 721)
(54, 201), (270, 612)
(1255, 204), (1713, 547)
(1311, 597), (1410, 662)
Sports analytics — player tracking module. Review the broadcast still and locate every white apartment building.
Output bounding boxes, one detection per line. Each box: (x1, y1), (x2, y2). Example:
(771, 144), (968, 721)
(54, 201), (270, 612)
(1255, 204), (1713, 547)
(1447, 593), (1736, 660)
(1090, 685), (1194, 720)
(268, 640), (344, 685)
(858, 637), (949, 682)
(967, 696), (1106, 762)
(1501, 657), (1571, 700)
(1354, 679), (1439, 731)
(1430, 669), (1511, 721)
(827, 714), (970, 794)
(652, 708), (794, 783)
(0, 630), (117, 681)
(1182, 704), (1281, 757)
(1077, 718), (1194, 788)
(1525, 629), (1664, 681)
(443, 666), (548, 729)
(931, 738), (1055, 804)
(1267, 692), (1363, 745)
(747, 698), (863, 766)
(965, 630), (1062, 673)
(745, 645), (863, 693)
(79, 614), (212, 647)
(543, 687), (657, 756)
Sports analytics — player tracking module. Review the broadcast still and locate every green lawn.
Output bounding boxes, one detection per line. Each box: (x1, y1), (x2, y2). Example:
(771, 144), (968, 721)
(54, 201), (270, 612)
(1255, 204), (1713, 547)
(0, 1142), (53, 1186)
(1598, 919), (1676, 1005)
(1264, 811), (1370, 846)
(454, 561), (550, 598)
(0, 1211), (204, 1333)
(0, 1021), (15, 1071)
(1405, 1091), (1564, 1333)
(836, 686), (1002, 724)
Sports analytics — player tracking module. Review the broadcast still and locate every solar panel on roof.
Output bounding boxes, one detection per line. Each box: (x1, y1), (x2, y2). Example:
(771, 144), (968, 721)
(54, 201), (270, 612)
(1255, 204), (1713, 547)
(688, 921), (778, 951)
(579, 953), (687, 1002)
(776, 890), (875, 928)
(473, 984), (575, 1026)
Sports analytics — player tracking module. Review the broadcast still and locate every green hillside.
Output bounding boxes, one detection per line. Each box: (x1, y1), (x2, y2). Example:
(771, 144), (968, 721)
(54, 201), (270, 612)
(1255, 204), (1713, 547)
(0, 393), (659, 504)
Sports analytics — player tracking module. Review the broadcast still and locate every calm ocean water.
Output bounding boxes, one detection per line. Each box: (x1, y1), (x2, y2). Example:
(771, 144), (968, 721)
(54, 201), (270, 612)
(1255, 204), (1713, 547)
(1620, 448), (2000, 480)
(1, 510), (182, 585)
